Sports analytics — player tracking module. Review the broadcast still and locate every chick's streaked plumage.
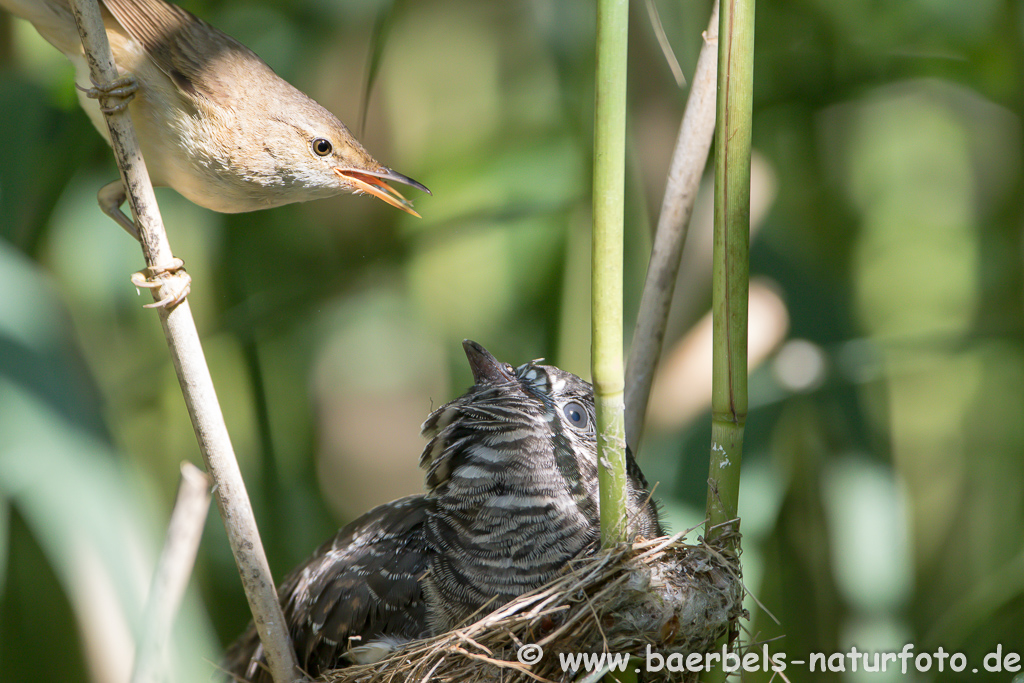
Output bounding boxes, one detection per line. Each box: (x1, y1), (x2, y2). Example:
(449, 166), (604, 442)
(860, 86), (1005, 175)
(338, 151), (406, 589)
(420, 341), (661, 632)
(224, 341), (662, 681)
(224, 496), (431, 681)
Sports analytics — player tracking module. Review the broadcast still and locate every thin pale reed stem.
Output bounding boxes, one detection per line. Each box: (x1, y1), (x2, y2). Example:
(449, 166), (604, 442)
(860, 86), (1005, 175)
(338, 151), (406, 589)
(625, 0), (720, 455)
(66, 1), (302, 679)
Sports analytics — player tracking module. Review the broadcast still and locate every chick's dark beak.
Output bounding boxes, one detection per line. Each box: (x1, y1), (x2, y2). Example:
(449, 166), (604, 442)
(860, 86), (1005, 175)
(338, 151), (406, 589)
(463, 340), (516, 385)
(334, 166), (431, 217)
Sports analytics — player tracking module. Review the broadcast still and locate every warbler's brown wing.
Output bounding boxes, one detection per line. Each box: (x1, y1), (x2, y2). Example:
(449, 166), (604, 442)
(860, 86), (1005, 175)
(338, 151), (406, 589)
(100, 0), (267, 102)
(222, 495), (432, 682)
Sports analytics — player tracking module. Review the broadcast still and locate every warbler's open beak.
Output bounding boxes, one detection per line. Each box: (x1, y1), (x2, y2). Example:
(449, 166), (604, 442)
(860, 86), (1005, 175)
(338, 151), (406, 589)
(334, 167), (431, 217)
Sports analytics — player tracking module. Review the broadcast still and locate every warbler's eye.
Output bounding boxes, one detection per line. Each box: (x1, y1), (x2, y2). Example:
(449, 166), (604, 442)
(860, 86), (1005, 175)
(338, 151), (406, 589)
(562, 401), (588, 429)
(312, 138), (333, 156)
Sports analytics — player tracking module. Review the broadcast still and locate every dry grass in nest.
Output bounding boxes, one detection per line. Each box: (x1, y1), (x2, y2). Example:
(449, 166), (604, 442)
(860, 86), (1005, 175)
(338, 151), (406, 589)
(320, 529), (745, 683)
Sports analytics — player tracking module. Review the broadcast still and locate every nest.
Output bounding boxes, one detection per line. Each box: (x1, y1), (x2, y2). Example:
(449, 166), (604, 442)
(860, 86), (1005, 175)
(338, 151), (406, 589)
(320, 529), (745, 683)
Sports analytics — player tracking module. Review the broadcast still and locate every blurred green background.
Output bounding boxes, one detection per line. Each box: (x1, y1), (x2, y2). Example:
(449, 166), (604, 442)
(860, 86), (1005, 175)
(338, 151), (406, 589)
(1, 0), (1023, 681)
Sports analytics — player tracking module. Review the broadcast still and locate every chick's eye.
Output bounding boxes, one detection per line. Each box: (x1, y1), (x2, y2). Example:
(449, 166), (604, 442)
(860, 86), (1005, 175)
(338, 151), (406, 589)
(312, 138), (333, 156)
(562, 401), (588, 429)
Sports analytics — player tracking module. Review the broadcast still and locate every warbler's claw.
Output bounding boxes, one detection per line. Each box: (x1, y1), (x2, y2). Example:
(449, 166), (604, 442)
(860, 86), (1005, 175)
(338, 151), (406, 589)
(131, 257), (191, 309)
(79, 75), (138, 114)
